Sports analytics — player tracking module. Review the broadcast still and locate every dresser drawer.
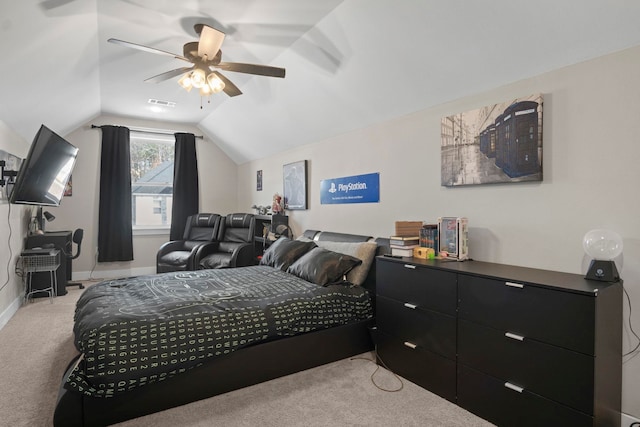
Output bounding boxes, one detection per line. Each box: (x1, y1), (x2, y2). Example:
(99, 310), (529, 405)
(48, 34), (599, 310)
(458, 365), (593, 427)
(458, 274), (595, 354)
(377, 260), (457, 315)
(377, 296), (456, 359)
(377, 331), (456, 402)
(458, 319), (594, 414)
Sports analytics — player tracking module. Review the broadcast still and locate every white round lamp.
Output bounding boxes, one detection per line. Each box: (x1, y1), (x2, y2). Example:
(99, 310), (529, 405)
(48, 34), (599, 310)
(583, 229), (622, 282)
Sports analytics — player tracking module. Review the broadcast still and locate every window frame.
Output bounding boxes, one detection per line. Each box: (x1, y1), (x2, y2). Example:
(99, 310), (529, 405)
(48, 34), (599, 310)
(129, 132), (175, 235)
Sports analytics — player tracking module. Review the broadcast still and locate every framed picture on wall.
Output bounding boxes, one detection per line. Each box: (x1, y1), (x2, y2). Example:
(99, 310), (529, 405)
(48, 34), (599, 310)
(283, 160), (307, 210)
(441, 93), (543, 186)
(257, 170), (263, 191)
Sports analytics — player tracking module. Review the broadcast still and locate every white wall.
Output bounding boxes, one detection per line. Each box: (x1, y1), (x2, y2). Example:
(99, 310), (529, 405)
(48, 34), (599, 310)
(237, 46), (640, 417)
(0, 120), (30, 328)
(50, 114), (238, 280)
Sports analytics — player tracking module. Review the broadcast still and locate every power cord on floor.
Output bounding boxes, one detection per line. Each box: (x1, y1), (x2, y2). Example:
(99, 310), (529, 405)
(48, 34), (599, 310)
(86, 247), (103, 282)
(0, 203), (13, 293)
(623, 284), (640, 358)
(629, 422), (640, 427)
(351, 347), (404, 393)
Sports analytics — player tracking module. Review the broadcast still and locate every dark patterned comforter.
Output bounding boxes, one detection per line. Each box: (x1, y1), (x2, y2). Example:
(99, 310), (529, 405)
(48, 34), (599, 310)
(66, 266), (373, 397)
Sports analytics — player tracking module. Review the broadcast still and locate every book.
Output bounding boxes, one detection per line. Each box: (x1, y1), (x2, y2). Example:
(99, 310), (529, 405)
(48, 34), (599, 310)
(391, 246), (417, 257)
(389, 236), (420, 246)
(390, 243), (419, 249)
(394, 221), (423, 237)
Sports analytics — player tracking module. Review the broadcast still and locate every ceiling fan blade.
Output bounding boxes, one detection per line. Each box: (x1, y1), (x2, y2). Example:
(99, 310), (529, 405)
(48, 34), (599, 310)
(144, 66), (194, 83)
(213, 71), (242, 97)
(108, 38), (191, 62)
(197, 25), (225, 62)
(217, 62), (286, 78)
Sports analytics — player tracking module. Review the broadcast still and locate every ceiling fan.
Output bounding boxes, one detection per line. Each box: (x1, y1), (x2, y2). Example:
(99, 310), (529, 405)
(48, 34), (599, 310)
(108, 24), (286, 98)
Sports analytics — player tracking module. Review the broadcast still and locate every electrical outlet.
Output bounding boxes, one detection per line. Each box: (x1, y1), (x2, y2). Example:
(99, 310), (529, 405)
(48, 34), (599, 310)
(622, 412), (640, 427)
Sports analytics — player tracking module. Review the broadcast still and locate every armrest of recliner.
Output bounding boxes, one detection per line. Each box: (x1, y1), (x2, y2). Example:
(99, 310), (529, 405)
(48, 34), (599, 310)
(220, 242), (255, 267)
(235, 243), (256, 267)
(191, 241), (221, 268)
(156, 240), (187, 262)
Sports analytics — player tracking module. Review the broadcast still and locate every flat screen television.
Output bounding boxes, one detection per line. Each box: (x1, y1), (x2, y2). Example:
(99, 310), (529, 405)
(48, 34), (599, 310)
(8, 124), (78, 224)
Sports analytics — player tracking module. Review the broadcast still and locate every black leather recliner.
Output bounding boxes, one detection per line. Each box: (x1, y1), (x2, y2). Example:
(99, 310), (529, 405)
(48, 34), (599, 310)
(156, 213), (222, 273)
(197, 213), (256, 269)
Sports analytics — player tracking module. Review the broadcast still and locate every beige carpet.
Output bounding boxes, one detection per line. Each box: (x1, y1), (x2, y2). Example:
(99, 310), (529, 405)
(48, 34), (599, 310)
(0, 283), (494, 427)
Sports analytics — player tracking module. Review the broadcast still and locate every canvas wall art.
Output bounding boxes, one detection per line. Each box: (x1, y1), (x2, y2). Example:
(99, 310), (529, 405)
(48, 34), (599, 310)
(256, 170), (263, 191)
(283, 160), (307, 210)
(441, 94), (543, 186)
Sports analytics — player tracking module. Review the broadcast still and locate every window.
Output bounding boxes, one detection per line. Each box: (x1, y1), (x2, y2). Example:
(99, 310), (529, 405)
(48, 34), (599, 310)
(152, 197), (162, 214)
(130, 133), (174, 230)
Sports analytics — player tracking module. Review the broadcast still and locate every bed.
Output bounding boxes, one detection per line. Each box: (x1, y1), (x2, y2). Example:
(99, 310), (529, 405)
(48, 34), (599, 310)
(53, 230), (390, 426)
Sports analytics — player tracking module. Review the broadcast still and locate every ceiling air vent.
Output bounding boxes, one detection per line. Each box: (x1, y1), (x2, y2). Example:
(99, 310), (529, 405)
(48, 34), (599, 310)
(148, 99), (176, 107)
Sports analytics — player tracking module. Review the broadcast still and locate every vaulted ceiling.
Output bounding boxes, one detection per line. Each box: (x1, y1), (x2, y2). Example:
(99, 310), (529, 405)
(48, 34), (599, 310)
(2, 1), (640, 164)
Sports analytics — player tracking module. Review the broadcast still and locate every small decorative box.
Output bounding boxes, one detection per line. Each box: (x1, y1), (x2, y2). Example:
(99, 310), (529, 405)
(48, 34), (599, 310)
(413, 247), (435, 259)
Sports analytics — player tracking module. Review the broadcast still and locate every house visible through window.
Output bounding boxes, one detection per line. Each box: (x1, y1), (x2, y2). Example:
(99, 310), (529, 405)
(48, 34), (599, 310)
(130, 132), (174, 229)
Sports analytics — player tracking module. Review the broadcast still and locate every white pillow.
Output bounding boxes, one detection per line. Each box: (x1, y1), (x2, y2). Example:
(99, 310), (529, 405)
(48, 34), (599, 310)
(314, 241), (377, 286)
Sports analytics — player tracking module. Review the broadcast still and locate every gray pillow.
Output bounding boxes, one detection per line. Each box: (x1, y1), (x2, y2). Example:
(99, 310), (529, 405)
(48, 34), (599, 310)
(286, 247), (362, 286)
(314, 241), (378, 286)
(259, 237), (316, 271)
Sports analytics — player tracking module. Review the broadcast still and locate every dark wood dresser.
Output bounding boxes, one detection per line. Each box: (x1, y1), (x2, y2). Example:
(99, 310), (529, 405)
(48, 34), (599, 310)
(376, 256), (622, 427)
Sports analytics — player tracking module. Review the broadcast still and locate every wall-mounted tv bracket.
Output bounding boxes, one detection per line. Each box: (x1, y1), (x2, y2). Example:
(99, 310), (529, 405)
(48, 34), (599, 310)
(0, 160), (17, 187)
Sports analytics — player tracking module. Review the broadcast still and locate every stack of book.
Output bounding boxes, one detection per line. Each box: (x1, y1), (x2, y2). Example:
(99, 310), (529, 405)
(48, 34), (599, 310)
(389, 235), (420, 257)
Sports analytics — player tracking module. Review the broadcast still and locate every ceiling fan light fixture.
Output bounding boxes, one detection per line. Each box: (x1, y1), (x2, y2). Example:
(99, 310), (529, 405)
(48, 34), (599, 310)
(177, 74), (193, 91)
(199, 84), (212, 96)
(190, 69), (206, 89)
(108, 22), (285, 105)
(207, 73), (225, 94)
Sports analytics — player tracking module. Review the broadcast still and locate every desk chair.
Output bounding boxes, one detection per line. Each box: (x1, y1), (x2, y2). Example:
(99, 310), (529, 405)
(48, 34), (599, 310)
(65, 229), (84, 289)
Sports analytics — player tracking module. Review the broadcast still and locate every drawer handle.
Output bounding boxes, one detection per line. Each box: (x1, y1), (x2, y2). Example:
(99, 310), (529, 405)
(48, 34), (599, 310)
(505, 332), (525, 341)
(403, 341), (417, 350)
(504, 382), (524, 393)
(404, 303), (418, 310)
(404, 264), (416, 270)
(505, 281), (524, 289)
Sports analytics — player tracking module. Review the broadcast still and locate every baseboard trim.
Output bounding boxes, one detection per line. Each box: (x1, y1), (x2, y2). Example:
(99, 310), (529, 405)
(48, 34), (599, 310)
(0, 295), (22, 331)
(622, 412), (640, 427)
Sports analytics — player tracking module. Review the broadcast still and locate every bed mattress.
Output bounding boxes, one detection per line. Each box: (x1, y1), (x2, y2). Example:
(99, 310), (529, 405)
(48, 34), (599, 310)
(66, 266), (373, 398)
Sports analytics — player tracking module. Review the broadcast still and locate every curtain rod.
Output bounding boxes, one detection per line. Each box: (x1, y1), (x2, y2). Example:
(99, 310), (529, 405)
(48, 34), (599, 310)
(91, 124), (203, 139)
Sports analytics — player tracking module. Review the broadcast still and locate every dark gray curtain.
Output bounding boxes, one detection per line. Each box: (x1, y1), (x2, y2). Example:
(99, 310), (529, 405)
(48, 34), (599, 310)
(170, 133), (199, 240)
(98, 126), (134, 262)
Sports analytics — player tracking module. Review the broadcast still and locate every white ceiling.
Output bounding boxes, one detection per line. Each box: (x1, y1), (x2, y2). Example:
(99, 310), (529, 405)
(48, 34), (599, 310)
(2, 0), (640, 164)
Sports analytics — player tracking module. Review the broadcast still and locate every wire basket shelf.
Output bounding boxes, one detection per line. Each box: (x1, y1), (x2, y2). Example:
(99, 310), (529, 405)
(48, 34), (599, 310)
(20, 251), (61, 273)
